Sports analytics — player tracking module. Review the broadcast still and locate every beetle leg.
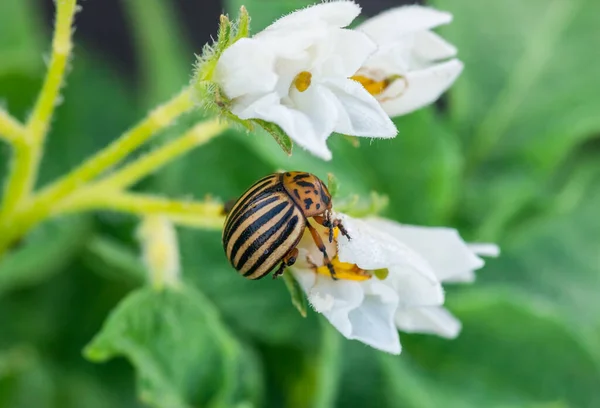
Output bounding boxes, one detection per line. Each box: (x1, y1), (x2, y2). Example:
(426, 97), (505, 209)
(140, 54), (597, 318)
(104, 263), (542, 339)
(312, 214), (334, 243)
(313, 213), (351, 242)
(272, 247), (299, 279)
(332, 218), (350, 240)
(305, 221), (338, 280)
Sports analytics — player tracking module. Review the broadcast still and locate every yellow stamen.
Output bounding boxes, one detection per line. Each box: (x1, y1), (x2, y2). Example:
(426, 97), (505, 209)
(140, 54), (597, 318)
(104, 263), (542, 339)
(351, 75), (388, 96)
(316, 256), (372, 281)
(333, 227), (340, 240)
(351, 74), (405, 97)
(293, 71), (312, 92)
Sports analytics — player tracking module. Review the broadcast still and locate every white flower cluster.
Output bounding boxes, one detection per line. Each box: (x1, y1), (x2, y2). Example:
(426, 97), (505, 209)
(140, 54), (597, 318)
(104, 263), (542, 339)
(213, 1), (462, 160)
(291, 214), (499, 354)
(206, 1), (494, 355)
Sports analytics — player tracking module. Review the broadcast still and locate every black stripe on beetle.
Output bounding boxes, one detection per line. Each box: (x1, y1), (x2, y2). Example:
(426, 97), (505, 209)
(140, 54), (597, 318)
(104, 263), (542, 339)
(230, 200), (290, 262)
(222, 171), (349, 280)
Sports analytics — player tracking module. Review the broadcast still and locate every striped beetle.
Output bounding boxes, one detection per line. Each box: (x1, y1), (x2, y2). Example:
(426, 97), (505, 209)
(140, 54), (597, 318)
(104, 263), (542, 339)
(222, 171), (349, 280)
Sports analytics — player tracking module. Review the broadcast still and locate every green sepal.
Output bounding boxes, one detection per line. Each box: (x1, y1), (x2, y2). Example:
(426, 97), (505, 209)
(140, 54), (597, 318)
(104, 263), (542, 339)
(191, 5), (296, 158)
(191, 6), (251, 85)
(334, 192), (390, 218)
(327, 173), (340, 198)
(233, 6), (250, 42)
(253, 119), (294, 156)
(343, 134), (360, 147)
(282, 270), (308, 318)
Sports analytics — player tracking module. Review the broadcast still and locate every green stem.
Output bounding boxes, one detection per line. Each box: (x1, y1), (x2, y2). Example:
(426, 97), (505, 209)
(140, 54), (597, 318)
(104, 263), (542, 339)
(56, 192), (224, 228)
(0, 109), (25, 143)
(313, 319), (342, 408)
(89, 119), (227, 191)
(0, 0), (77, 219)
(30, 87), (194, 210)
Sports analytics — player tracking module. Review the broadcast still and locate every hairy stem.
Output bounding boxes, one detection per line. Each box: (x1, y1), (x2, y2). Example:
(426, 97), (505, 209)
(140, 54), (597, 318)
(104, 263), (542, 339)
(31, 87), (195, 210)
(0, 109), (26, 144)
(89, 119), (227, 191)
(0, 0), (77, 219)
(57, 191), (224, 227)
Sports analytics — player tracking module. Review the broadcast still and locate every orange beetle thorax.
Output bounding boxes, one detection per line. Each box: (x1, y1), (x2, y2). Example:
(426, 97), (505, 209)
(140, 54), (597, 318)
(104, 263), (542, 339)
(281, 172), (332, 217)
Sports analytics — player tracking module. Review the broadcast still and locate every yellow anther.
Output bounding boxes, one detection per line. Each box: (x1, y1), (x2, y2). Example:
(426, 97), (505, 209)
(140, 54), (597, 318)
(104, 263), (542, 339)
(351, 74), (405, 97)
(351, 75), (388, 96)
(316, 256), (372, 281)
(293, 71), (312, 92)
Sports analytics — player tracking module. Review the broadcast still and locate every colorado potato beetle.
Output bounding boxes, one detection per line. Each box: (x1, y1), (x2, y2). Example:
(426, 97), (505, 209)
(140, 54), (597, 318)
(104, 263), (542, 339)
(222, 171), (349, 280)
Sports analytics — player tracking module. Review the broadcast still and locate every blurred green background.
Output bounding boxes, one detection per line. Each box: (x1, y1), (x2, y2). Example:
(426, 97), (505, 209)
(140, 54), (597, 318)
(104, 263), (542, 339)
(1, 0), (599, 407)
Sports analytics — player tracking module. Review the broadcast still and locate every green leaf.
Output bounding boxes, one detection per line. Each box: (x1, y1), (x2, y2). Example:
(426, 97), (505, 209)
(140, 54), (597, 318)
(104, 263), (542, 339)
(179, 229), (321, 349)
(0, 346), (54, 408)
(483, 181), (600, 332)
(80, 235), (146, 285)
(0, 216), (93, 296)
(84, 284), (263, 408)
(402, 288), (600, 407)
(379, 352), (545, 408)
(434, 0), (600, 172)
(282, 270), (307, 318)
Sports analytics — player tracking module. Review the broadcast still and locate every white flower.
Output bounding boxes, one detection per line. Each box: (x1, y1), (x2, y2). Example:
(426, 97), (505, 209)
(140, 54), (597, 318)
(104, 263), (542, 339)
(355, 5), (463, 117)
(364, 219), (499, 338)
(214, 1), (397, 160)
(291, 214), (499, 354)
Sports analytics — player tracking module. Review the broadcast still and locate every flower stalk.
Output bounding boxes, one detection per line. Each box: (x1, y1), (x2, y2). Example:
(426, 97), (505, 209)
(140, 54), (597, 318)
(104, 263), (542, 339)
(0, 109), (26, 144)
(31, 87), (195, 209)
(0, 1), (228, 258)
(0, 0), (77, 219)
(82, 119), (227, 191)
(57, 193), (225, 229)
(0, 87), (205, 257)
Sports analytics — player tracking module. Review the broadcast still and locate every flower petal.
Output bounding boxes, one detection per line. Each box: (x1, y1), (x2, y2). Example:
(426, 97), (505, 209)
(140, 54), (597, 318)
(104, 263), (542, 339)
(265, 1), (361, 32)
(336, 214), (438, 284)
(290, 84), (339, 144)
(315, 29), (376, 78)
(468, 243), (501, 258)
(293, 268), (401, 354)
(215, 38), (278, 99)
(414, 30), (457, 62)
(358, 5), (452, 44)
(292, 270), (364, 336)
(256, 25), (329, 61)
(366, 218), (485, 283)
(395, 306), (461, 339)
(346, 279), (401, 354)
(380, 59), (463, 117)
(232, 92), (332, 160)
(387, 266), (444, 307)
(324, 78), (397, 137)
